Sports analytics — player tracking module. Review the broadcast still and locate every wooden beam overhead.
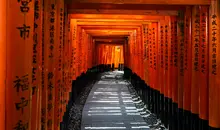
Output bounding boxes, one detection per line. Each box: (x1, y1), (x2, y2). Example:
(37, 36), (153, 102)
(85, 29), (135, 32)
(95, 41), (125, 45)
(81, 25), (140, 30)
(67, 3), (188, 11)
(95, 39), (125, 42)
(93, 36), (127, 39)
(70, 14), (165, 20)
(67, 0), (210, 5)
(77, 22), (145, 26)
(89, 33), (130, 36)
(68, 9), (178, 16)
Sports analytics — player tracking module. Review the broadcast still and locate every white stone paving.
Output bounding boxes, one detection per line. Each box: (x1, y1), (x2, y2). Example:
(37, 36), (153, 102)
(81, 71), (150, 130)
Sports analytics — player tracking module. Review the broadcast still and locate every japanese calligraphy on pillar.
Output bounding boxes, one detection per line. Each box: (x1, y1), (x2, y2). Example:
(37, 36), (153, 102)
(199, 5), (209, 121)
(183, 7), (192, 111)
(173, 20), (178, 68)
(177, 11), (185, 108)
(191, 6), (201, 114)
(184, 10), (191, 71)
(143, 25), (147, 59)
(170, 16), (178, 103)
(7, 0), (34, 130)
(210, 10), (218, 75)
(78, 28), (83, 75)
(152, 26), (156, 70)
(54, 1), (64, 129)
(160, 25), (164, 69)
(178, 19), (185, 76)
(164, 24), (169, 71)
(193, 7), (200, 72)
(164, 19), (170, 97)
(41, 0), (46, 129)
(47, 2), (56, 130)
(148, 27), (153, 69)
(200, 8), (207, 74)
(32, 0), (43, 129)
(209, 0), (220, 128)
(72, 20), (77, 79)
(159, 22), (164, 94)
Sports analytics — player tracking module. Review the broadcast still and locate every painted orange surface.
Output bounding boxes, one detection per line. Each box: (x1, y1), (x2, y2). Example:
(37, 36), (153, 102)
(170, 16), (178, 103)
(148, 23), (153, 88)
(96, 44), (124, 67)
(6, 1), (34, 130)
(199, 5), (209, 121)
(164, 17), (171, 98)
(152, 23), (158, 90)
(166, 16), (172, 99)
(209, 0), (220, 128)
(183, 6), (192, 111)
(0, 0), (6, 129)
(177, 13), (184, 109)
(191, 5), (200, 114)
(158, 20), (165, 95)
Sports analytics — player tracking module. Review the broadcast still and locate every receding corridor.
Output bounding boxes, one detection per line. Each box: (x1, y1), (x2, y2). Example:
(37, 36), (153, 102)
(1, 0), (220, 130)
(81, 71), (164, 130)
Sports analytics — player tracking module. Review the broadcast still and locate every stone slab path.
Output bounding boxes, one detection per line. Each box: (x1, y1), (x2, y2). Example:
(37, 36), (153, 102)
(81, 71), (150, 130)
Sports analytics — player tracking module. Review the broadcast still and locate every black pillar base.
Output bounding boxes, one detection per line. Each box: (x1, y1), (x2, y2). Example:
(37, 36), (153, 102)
(199, 118), (209, 130)
(171, 103), (178, 130)
(167, 98), (173, 129)
(178, 108), (184, 130)
(164, 96), (169, 128)
(209, 126), (220, 130)
(183, 110), (191, 130)
(159, 94), (165, 121)
(191, 113), (199, 130)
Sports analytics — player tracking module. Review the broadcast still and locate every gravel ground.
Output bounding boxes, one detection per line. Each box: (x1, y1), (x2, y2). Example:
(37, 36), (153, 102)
(67, 81), (96, 130)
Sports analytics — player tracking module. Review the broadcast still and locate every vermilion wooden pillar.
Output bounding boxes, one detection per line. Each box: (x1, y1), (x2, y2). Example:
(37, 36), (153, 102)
(76, 26), (82, 76)
(164, 16), (171, 127)
(78, 28), (83, 75)
(164, 18), (170, 100)
(71, 19), (77, 80)
(32, 0), (43, 129)
(170, 16), (179, 130)
(177, 12), (185, 110)
(183, 6), (192, 130)
(167, 16), (173, 129)
(147, 24), (153, 89)
(177, 11), (185, 130)
(143, 24), (149, 85)
(191, 6), (200, 129)
(54, 0), (64, 129)
(170, 16), (178, 108)
(67, 14), (71, 107)
(62, 7), (69, 121)
(44, 0), (57, 129)
(199, 6), (209, 130)
(151, 22), (159, 115)
(209, 0), (220, 129)
(151, 23), (158, 90)
(158, 20), (165, 120)
(182, 6), (192, 130)
(0, 0), (6, 129)
(158, 20), (164, 98)
(6, 0), (34, 130)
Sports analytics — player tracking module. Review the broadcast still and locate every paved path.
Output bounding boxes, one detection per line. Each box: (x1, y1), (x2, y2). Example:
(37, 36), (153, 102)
(81, 71), (150, 130)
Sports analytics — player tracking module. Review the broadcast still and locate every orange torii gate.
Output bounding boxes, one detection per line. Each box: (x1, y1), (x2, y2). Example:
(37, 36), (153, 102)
(1, 0), (220, 130)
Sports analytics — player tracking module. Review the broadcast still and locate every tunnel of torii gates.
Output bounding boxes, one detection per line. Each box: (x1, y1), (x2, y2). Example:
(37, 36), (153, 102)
(1, 0), (220, 130)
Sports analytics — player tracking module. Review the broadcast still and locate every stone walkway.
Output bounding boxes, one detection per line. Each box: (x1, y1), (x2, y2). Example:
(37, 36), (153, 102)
(81, 71), (150, 130)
